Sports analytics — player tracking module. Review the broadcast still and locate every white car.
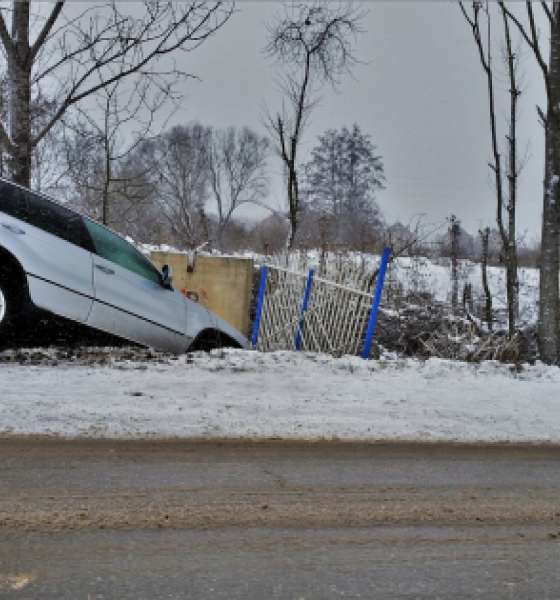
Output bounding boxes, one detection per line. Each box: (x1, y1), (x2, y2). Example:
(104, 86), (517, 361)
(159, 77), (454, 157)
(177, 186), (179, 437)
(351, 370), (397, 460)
(0, 179), (248, 352)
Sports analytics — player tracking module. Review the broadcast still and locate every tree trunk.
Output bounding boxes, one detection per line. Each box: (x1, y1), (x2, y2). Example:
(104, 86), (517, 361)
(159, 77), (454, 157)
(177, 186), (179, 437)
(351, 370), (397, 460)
(102, 146), (111, 226)
(8, 1), (32, 187)
(539, 118), (560, 363)
(505, 236), (519, 335)
(450, 215), (459, 315)
(502, 5), (519, 336)
(480, 228), (493, 331)
(287, 163), (298, 249)
(538, 12), (560, 365)
(101, 183), (110, 226)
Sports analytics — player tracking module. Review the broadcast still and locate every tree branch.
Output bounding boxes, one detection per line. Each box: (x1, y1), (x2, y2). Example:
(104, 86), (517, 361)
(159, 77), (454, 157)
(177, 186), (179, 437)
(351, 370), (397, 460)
(32, 2), (233, 148)
(499, 1), (550, 96)
(0, 9), (15, 60)
(29, 2), (64, 63)
(541, 1), (553, 26)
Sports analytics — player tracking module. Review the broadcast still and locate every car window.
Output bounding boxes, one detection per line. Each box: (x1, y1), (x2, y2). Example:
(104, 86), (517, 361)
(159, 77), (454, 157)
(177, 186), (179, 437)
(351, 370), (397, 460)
(0, 180), (93, 251)
(84, 218), (162, 285)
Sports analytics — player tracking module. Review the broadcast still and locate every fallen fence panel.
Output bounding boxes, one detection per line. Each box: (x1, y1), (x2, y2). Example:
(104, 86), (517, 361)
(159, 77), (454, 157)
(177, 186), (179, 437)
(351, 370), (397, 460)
(255, 250), (391, 357)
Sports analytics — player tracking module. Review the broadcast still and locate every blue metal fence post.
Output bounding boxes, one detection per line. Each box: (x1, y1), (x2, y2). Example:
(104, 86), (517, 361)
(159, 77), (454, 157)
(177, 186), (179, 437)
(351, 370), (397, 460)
(251, 265), (269, 348)
(295, 269), (315, 350)
(362, 247), (391, 359)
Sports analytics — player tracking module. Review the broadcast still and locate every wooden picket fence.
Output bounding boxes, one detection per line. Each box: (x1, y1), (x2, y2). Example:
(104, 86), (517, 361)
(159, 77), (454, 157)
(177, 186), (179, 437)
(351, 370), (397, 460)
(266, 251), (378, 294)
(252, 250), (391, 357)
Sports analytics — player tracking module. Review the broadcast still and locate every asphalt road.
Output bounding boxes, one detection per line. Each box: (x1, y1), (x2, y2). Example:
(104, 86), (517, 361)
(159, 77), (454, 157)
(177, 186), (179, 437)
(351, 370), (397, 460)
(2, 439), (560, 599)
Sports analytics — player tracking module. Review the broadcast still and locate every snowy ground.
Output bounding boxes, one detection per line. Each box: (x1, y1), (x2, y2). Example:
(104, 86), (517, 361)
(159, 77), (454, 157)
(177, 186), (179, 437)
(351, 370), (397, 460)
(139, 245), (541, 327)
(1, 348), (559, 443)
(262, 250), (541, 327)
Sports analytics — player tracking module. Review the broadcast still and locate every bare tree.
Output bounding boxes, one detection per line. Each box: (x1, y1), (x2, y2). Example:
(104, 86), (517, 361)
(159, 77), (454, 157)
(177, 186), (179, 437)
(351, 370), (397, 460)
(500, 3), (521, 326)
(139, 123), (212, 249)
(64, 75), (171, 227)
(264, 2), (364, 248)
(459, 1), (519, 337)
(207, 126), (269, 249)
(0, 1), (233, 188)
(500, 2), (560, 364)
(249, 213), (290, 254)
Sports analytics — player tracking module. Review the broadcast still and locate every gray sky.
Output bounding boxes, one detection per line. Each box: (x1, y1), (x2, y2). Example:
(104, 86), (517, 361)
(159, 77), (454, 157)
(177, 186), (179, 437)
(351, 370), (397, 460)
(159, 2), (546, 240)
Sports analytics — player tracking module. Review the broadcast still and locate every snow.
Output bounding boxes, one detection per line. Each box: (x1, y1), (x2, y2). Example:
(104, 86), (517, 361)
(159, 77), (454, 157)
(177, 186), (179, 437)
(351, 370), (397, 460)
(1, 348), (559, 443)
(131, 240), (542, 330)
(136, 241), (187, 256)
(285, 252), (540, 328)
(389, 256), (539, 326)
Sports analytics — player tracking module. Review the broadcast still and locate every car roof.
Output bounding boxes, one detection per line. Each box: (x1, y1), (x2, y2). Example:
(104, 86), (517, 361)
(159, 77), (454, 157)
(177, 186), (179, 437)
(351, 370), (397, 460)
(0, 176), (142, 252)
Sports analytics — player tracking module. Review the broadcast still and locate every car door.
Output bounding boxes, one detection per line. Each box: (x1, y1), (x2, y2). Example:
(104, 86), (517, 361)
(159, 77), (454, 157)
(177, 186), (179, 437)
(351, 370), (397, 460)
(83, 218), (188, 352)
(0, 182), (94, 322)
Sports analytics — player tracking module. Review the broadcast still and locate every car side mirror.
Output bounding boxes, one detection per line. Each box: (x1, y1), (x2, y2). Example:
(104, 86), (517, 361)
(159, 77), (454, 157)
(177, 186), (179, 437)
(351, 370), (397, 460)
(161, 264), (173, 289)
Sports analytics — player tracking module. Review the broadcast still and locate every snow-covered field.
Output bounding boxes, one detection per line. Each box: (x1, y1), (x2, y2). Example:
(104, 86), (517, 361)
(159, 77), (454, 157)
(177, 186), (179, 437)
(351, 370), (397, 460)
(387, 256), (539, 325)
(1, 348), (559, 443)
(138, 244), (541, 327)
(263, 251), (540, 327)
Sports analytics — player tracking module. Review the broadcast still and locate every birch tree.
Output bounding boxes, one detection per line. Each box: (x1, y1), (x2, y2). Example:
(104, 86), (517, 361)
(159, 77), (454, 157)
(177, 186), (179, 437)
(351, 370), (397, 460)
(0, 1), (233, 188)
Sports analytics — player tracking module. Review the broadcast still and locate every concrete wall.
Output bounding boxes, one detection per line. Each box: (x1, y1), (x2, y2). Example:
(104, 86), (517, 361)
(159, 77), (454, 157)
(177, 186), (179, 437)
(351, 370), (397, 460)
(150, 252), (254, 335)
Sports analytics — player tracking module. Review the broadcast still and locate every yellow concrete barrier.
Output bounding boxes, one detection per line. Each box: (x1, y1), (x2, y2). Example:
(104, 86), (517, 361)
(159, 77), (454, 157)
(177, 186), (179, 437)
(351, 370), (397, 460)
(150, 252), (254, 335)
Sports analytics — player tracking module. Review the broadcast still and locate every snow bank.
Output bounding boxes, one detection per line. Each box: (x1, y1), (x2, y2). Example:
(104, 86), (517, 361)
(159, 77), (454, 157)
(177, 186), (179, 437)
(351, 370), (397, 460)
(1, 349), (559, 443)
